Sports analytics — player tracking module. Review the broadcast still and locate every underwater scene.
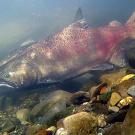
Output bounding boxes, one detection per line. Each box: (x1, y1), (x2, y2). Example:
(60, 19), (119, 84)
(1, 0), (135, 134)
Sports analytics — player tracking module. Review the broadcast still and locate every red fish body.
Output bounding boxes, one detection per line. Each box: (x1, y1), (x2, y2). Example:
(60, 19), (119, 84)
(0, 12), (135, 88)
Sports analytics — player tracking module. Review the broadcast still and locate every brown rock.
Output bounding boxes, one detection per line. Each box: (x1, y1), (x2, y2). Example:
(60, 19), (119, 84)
(104, 122), (122, 135)
(114, 79), (135, 98)
(70, 91), (90, 105)
(100, 69), (127, 87)
(89, 83), (107, 99)
(109, 92), (122, 106)
(57, 112), (98, 135)
(122, 103), (135, 135)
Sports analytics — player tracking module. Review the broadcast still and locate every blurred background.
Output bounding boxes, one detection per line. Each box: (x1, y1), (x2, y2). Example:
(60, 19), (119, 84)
(0, 0), (135, 58)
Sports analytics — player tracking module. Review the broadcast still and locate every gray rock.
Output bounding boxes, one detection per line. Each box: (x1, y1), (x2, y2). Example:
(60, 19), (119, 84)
(127, 85), (135, 96)
(31, 90), (73, 125)
(16, 108), (30, 125)
(70, 91), (90, 105)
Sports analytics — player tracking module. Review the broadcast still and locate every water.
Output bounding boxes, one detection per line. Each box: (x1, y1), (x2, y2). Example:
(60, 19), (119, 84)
(0, 0), (135, 58)
(0, 1), (135, 134)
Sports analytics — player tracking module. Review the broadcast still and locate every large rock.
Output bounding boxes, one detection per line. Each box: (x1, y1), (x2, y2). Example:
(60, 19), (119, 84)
(57, 112), (106, 135)
(16, 108), (30, 125)
(100, 69), (127, 87)
(31, 90), (73, 125)
(122, 103), (135, 135)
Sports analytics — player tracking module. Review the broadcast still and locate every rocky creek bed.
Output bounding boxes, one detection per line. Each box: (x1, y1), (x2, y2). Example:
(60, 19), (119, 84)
(1, 68), (135, 135)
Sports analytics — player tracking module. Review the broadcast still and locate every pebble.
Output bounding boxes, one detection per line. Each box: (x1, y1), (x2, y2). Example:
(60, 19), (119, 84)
(109, 92), (122, 106)
(108, 106), (120, 113)
(117, 97), (133, 108)
(127, 85), (135, 97)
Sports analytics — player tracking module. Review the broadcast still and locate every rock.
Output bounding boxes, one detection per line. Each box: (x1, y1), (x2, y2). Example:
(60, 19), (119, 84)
(89, 83), (107, 99)
(100, 69), (127, 87)
(127, 85), (135, 96)
(109, 92), (121, 106)
(26, 124), (42, 135)
(122, 103), (135, 135)
(34, 128), (50, 135)
(108, 106), (120, 113)
(16, 108), (30, 125)
(120, 74), (135, 83)
(117, 97), (133, 108)
(73, 102), (93, 113)
(47, 126), (56, 134)
(97, 114), (106, 128)
(97, 128), (105, 135)
(91, 102), (108, 115)
(113, 79), (135, 98)
(31, 90), (73, 125)
(89, 86), (99, 99)
(70, 91), (90, 105)
(3, 132), (9, 135)
(104, 122), (122, 135)
(106, 109), (128, 124)
(57, 112), (99, 135)
(56, 128), (68, 135)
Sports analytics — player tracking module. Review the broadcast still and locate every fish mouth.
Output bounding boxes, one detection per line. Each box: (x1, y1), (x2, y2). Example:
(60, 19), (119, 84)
(0, 79), (15, 88)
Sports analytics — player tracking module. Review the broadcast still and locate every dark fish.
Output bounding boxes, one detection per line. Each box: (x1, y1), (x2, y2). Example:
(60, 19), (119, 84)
(0, 12), (135, 89)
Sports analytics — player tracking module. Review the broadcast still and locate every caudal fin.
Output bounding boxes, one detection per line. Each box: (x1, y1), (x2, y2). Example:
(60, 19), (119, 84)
(126, 11), (135, 39)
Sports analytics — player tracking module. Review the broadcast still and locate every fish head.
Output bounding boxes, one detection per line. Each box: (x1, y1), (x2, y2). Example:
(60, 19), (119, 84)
(0, 59), (38, 89)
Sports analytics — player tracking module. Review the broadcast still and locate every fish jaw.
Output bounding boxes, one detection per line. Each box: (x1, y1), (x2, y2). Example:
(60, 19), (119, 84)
(0, 79), (15, 89)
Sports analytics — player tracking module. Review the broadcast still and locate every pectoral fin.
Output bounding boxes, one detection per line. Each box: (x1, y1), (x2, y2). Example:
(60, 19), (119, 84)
(109, 49), (128, 67)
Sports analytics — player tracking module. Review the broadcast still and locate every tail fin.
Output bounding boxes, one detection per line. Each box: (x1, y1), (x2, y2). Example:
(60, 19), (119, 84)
(126, 11), (135, 39)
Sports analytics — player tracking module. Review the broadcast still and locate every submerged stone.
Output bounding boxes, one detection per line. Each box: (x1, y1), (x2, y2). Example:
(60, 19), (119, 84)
(16, 108), (30, 125)
(109, 92), (121, 106)
(31, 90), (73, 125)
(57, 112), (102, 135)
(127, 85), (135, 96)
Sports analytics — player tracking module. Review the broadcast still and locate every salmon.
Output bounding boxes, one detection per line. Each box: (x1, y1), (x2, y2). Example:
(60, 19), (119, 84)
(0, 11), (135, 88)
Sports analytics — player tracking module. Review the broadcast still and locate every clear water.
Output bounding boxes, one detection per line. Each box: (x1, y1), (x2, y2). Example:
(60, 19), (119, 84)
(0, 0), (135, 58)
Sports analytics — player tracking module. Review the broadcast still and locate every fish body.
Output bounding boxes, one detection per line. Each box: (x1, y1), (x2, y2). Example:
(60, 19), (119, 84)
(0, 12), (135, 88)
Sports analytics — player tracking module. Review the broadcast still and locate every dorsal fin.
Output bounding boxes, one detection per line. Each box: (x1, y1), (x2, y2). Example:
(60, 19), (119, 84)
(74, 7), (84, 22)
(70, 19), (89, 29)
(127, 11), (135, 24)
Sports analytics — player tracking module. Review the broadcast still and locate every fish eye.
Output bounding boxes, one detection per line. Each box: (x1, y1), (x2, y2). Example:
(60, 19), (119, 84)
(4, 73), (10, 78)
